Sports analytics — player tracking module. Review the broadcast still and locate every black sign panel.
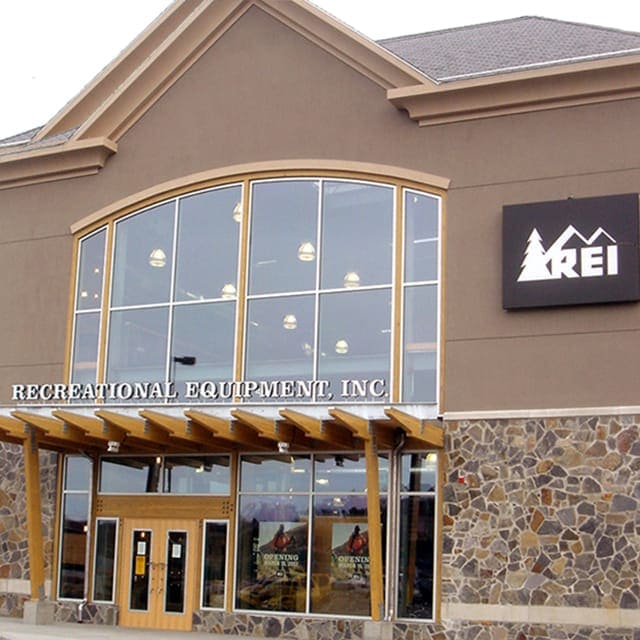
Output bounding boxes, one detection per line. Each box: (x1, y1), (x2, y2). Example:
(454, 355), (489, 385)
(503, 194), (640, 309)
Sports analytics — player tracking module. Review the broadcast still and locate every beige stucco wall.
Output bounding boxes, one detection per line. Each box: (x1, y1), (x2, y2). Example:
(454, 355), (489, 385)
(2, 6), (640, 410)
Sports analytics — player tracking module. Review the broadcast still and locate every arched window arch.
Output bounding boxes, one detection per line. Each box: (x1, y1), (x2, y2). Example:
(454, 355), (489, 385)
(69, 173), (441, 405)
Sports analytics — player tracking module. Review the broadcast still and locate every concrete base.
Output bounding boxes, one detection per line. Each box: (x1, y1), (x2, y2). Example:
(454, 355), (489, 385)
(362, 621), (393, 640)
(23, 600), (55, 625)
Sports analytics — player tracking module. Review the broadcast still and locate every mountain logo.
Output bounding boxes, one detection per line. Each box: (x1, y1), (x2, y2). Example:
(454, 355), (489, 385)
(518, 225), (619, 282)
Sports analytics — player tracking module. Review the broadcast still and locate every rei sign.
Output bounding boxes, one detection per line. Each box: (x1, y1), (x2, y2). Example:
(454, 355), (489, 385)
(503, 194), (640, 309)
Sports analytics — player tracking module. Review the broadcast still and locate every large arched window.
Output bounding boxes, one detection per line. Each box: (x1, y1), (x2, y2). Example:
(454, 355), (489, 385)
(70, 174), (441, 405)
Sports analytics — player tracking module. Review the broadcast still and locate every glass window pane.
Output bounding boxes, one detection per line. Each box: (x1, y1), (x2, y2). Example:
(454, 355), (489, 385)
(314, 454), (389, 493)
(65, 456), (91, 490)
(76, 229), (106, 311)
(163, 456), (230, 494)
(111, 202), (175, 307)
(174, 186), (241, 302)
(201, 522), (227, 609)
(106, 307), (169, 384)
(245, 295), (314, 383)
(58, 493), (88, 599)
(130, 530), (152, 611)
(235, 495), (309, 613)
(171, 302), (235, 399)
(165, 530), (188, 613)
(71, 312), (100, 385)
(249, 180), (319, 295)
(240, 456), (310, 493)
(400, 452), (437, 492)
(310, 496), (387, 616)
(403, 285), (438, 403)
(100, 456), (162, 493)
(317, 290), (391, 401)
(404, 191), (439, 283)
(93, 519), (117, 602)
(397, 495), (435, 619)
(321, 181), (393, 289)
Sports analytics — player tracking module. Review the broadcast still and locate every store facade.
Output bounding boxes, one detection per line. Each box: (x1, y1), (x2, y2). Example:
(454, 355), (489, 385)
(1, 2), (640, 639)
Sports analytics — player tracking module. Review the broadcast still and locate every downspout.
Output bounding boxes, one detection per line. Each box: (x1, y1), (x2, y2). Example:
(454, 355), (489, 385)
(385, 428), (406, 620)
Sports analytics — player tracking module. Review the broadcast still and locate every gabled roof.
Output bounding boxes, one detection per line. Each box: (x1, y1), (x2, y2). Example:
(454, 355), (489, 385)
(380, 16), (640, 82)
(3, 4), (640, 189)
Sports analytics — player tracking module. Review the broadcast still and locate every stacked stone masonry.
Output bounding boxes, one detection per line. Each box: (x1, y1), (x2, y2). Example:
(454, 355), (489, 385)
(0, 443), (56, 586)
(443, 416), (640, 612)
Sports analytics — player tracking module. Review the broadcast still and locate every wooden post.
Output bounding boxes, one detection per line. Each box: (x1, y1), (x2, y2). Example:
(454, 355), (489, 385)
(364, 433), (384, 621)
(23, 428), (46, 600)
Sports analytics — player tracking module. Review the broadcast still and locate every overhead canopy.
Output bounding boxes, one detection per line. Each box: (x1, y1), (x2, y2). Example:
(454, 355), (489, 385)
(0, 404), (443, 454)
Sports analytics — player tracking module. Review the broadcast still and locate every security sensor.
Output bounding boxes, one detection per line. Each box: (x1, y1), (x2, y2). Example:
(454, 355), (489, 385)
(277, 441), (289, 453)
(107, 440), (120, 453)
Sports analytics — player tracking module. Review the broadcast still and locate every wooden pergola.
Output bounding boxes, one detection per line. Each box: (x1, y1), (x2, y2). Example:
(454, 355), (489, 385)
(0, 403), (443, 621)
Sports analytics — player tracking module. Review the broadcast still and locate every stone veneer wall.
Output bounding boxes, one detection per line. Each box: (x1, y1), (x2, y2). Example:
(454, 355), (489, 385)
(0, 442), (58, 616)
(443, 415), (639, 612)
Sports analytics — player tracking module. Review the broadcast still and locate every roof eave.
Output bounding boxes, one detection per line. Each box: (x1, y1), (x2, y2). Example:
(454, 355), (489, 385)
(388, 53), (640, 126)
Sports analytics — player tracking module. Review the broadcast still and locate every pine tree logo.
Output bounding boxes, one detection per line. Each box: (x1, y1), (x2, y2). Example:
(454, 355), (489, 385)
(518, 228), (551, 282)
(517, 225), (618, 282)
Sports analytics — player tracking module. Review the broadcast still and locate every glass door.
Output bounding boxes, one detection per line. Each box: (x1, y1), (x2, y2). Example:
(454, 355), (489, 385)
(119, 518), (198, 630)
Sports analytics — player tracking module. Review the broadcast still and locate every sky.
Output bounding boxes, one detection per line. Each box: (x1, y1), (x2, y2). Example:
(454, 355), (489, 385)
(1, 0), (640, 139)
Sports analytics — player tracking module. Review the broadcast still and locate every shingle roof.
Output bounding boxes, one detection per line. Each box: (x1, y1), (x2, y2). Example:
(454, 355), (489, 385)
(3, 15), (640, 148)
(378, 16), (640, 82)
(0, 127), (77, 157)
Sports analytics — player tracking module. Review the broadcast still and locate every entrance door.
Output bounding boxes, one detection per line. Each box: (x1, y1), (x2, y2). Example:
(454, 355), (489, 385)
(119, 518), (199, 630)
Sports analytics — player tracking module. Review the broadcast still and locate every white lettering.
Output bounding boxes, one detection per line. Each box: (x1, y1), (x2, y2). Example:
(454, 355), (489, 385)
(581, 246), (603, 277)
(550, 249), (578, 279)
(607, 245), (619, 275)
(280, 380), (294, 397)
(11, 384), (26, 401)
(315, 380), (332, 399)
(369, 379), (386, 398)
(184, 381), (200, 399)
(258, 380), (279, 398)
(133, 382), (150, 399)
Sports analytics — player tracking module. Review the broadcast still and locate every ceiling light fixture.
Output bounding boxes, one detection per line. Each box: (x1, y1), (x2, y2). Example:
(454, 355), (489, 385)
(335, 339), (349, 355)
(221, 283), (237, 299)
(283, 314), (297, 330)
(148, 248), (167, 268)
(343, 271), (361, 288)
(232, 202), (242, 223)
(297, 241), (316, 262)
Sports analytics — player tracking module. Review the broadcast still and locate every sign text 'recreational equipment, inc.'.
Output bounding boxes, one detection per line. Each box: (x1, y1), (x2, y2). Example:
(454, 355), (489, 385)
(11, 378), (387, 403)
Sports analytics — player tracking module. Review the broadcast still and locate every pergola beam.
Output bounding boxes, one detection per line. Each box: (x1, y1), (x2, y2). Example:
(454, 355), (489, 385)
(185, 410), (269, 450)
(384, 408), (444, 448)
(231, 409), (295, 443)
(280, 409), (355, 448)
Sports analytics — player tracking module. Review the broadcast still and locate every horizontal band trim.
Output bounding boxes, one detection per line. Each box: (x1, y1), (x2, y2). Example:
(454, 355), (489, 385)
(444, 405), (640, 421)
(443, 602), (640, 627)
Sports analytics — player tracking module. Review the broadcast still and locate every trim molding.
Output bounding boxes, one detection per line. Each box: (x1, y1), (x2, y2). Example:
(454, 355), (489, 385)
(0, 578), (52, 598)
(444, 405), (640, 421)
(0, 138), (117, 191)
(388, 54), (640, 126)
(70, 160), (450, 233)
(443, 602), (640, 628)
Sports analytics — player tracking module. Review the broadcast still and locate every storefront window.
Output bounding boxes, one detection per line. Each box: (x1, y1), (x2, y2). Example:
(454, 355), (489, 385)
(72, 175), (440, 404)
(397, 452), (437, 619)
(236, 453), (388, 617)
(58, 456), (92, 599)
(201, 521), (228, 609)
(99, 455), (230, 494)
(93, 518), (118, 602)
